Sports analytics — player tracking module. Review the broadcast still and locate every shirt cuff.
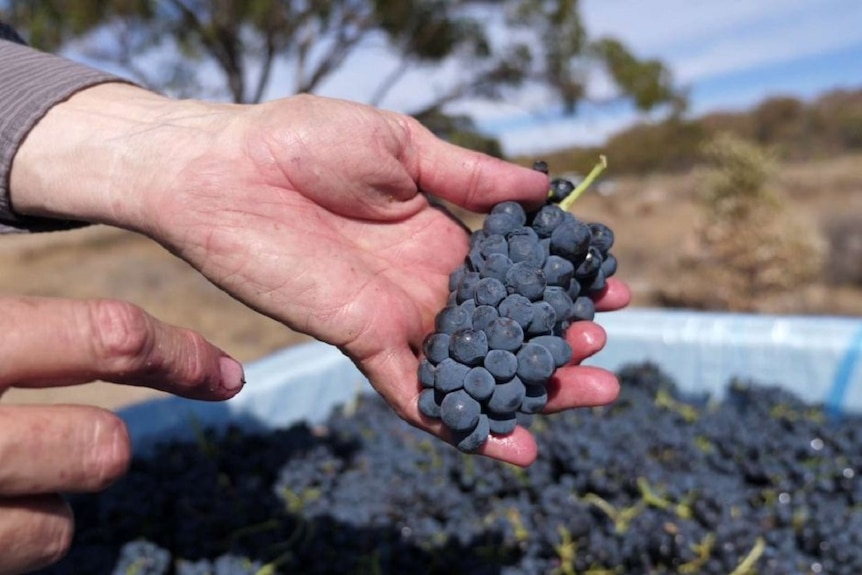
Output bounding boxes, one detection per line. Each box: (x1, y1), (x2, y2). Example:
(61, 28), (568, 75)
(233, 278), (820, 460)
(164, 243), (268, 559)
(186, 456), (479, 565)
(0, 39), (135, 233)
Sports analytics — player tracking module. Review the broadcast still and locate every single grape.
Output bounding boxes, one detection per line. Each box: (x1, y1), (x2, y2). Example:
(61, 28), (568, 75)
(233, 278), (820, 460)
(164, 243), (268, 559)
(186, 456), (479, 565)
(497, 293), (535, 330)
(471, 304), (499, 333)
(488, 412), (518, 435)
(548, 178), (575, 203)
(464, 366), (496, 402)
(508, 234), (546, 267)
(574, 246), (603, 280)
(474, 277), (508, 307)
(491, 201), (527, 227)
(543, 255), (575, 287)
(520, 384), (548, 414)
(526, 300), (557, 336)
(479, 234), (509, 258)
(588, 222), (615, 254)
(422, 333), (450, 365)
(485, 317), (524, 352)
(531, 204), (566, 238)
(480, 253), (514, 282)
(528, 335), (573, 368)
(418, 359), (435, 388)
(543, 286), (575, 324)
(516, 343), (556, 384)
(434, 305), (472, 334)
(532, 160), (549, 173)
(456, 271), (481, 303)
(483, 212), (521, 236)
(440, 389), (482, 432)
(487, 377), (527, 415)
(550, 218), (591, 263)
(484, 349), (519, 381)
(453, 413), (490, 453)
(434, 358), (470, 393)
(601, 253), (618, 277)
(504, 262), (546, 301)
(418, 388), (441, 418)
(449, 328), (489, 367)
(571, 296), (596, 322)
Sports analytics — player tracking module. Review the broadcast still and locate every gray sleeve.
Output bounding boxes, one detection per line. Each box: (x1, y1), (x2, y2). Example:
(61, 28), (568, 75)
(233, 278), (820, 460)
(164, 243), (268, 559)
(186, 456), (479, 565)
(0, 37), (134, 233)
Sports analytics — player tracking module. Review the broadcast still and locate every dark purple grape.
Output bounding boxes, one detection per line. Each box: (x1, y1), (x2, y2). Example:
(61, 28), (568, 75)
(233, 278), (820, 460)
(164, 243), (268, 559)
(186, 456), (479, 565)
(440, 389), (481, 432)
(456, 271), (481, 303)
(480, 253), (513, 282)
(453, 413), (489, 453)
(488, 412), (518, 435)
(571, 296), (596, 322)
(520, 384), (548, 414)
(418, 388), (441, 418)
(588, 222), (615, 254)
(434, 358), (470, 393)
(601, 253), (618, 277)
(487, 377), (526, 414)
(566, 278), (582, 301)
(543, 286), (574, 324)
(587, 269), (607, 293)
(483, 212), (521, 236)
(448, 265), (467, 292)
(504, 262), (546, 301)
(516, 343), (556, 384)
(532, 160), (549, 173)
(573, 246), (603, 280)
(548, 178), (575, 203)
(449, 328), (488, 367)
(471, 304), (499, 333)
(531, 204), (566, 238)
(528, 335), (573, 368)
(543, 255), (575, 287)
(497, 294), (535, 329)
(434, 305), (472, 334)
(418, 359), (435, 388)
(479, 234), (509, 258)
(526, 300), (557, 336)
(466, 246), (484, 272)
(484, 349), (518, 381)
(550, 218), (591, 262)
(463, 367), (496, 401)
(485, 317), (524, 352)
(422, 333), (450, 365)
(474, 277), (507, 307)
(491, 201), (527, 227)
(508, 234), (546, 267)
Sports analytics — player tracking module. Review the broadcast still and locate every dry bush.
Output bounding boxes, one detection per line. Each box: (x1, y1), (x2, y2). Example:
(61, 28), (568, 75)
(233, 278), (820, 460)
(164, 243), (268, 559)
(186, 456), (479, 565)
(824, 214), (862, 286)
(658, 133), (827, 312)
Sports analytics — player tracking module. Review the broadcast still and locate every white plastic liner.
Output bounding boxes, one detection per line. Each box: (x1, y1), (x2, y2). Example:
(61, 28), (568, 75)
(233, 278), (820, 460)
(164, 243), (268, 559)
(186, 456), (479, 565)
(119, 308), (862, 452)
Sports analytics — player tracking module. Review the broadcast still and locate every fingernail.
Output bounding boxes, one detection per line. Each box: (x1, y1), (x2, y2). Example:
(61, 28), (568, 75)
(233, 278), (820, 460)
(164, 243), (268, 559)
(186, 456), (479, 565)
(219, 357), (246, 392)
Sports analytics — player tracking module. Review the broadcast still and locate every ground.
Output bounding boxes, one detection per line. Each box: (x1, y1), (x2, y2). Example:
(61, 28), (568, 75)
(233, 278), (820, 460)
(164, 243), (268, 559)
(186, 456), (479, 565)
(2, 153), (860, 410)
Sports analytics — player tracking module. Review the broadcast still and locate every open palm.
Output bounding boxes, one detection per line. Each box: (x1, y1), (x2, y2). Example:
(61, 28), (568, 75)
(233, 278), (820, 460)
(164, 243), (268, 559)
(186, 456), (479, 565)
(145, 94), (630, 466)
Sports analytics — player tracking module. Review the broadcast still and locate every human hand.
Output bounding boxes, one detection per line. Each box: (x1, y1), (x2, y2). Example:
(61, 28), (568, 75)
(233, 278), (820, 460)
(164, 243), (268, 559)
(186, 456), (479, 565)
(0, 296), (244, 574)
(11, 86), (631, 467)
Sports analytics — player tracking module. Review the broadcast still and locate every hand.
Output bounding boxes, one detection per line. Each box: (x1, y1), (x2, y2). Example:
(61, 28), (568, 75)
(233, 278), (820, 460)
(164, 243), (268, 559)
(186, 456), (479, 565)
(0, 296), (244, 574)
(11, 86), (631, 467)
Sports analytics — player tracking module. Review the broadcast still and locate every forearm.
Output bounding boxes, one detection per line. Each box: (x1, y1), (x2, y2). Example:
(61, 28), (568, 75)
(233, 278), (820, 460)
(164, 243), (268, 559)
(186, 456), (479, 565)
(0, 38), (133, 233)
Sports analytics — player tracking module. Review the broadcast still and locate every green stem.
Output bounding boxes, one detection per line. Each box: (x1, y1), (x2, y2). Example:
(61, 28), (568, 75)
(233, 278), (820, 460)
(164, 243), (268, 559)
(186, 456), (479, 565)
(559, 155), (608, 212)
(729, 536), (766, 575)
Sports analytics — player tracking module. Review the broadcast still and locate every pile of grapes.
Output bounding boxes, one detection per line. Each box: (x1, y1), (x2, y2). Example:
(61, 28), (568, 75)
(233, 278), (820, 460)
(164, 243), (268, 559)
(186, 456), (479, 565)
(41, 363), (862, 575)
(419, 160), (618, 452)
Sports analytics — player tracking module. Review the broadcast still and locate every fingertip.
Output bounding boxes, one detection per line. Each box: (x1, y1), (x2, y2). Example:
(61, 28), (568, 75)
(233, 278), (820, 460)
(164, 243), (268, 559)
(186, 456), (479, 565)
(565, 321), (607, 363)
(545, 365), (621, 412)
(594, 278), (632, 312)
(478, 426), (538, 467)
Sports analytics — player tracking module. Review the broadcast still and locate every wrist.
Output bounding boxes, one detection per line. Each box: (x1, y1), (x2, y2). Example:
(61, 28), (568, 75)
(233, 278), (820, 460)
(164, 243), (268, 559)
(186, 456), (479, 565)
(9, 83), (224, 231)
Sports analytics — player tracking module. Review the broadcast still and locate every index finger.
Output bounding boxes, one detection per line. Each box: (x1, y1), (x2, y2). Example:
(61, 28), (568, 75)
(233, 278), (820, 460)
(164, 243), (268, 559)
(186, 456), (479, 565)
(405, 119), (550, 212)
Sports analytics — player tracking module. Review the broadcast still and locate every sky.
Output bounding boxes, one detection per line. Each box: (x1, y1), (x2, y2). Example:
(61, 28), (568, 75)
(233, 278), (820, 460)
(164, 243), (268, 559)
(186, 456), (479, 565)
(295, 0), (862, 156)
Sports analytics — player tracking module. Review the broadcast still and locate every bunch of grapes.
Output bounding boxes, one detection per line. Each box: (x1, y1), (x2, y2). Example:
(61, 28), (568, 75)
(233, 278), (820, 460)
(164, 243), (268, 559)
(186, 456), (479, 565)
(418, 159), (618, 452)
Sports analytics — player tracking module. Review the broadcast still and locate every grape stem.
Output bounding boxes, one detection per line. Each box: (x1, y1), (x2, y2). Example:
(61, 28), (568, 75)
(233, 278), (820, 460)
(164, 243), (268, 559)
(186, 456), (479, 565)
(559, 155), (608, 212)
